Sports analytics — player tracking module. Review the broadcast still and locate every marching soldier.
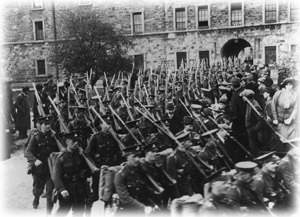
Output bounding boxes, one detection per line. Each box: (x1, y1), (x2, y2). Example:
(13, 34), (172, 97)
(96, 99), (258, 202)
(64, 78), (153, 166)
(53, 131), (92, 216)
(24, 116), (60, 212)
(85, 117), (124, 201)
(114, 146), (160, 214)
(68, 106), (93, 148)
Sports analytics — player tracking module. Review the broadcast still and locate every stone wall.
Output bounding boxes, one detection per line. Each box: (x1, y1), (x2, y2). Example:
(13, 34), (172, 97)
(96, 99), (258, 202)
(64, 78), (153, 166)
(3, 0), (299, 87)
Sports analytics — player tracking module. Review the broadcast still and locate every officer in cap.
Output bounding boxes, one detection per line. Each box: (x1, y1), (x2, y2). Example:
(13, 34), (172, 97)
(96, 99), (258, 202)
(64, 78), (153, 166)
(25, 115), (60, 211)
(233, 161), (266, 210)
(53, 131), (92, 216)
(114, 146), (156, 214)
(68, 106), (93, 149)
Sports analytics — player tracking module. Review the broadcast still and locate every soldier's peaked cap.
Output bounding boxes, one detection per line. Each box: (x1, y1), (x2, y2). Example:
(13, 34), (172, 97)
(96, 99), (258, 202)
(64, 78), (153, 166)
(39, 115), (52, 124)
(183, 116), (193, 125)
(254, 151), (276, 162)
(59, 131), (81, 139)
(201, 128), (219, 137)
(166, 102), (175, 111)
(176, 130), (190, 141)
(71, 105), (87, 111)
(123, 145), (144, 157)
(190, 101), (202, 109)
(235, 161), (257, 172)
(125, 119), (139, 128)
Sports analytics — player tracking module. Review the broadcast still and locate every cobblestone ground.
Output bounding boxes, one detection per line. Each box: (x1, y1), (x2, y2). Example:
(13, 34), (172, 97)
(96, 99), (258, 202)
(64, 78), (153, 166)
(0, 138), (104, 217)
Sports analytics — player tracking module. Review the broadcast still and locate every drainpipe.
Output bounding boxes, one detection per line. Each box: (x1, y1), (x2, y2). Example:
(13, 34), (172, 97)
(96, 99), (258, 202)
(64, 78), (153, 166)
(52, 1), (59, 80)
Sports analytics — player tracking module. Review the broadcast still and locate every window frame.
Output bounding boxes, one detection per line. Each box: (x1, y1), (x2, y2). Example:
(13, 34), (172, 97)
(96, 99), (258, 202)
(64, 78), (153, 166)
(263, 0), (279, 24)
(264, 45), (277, 65)
(175, 51), (187, 69)
(35, 59), (47, 76)
(196, 4), (210, 29)
(229, 1), (244, 26)
(31, 0), (44, 10)
(33, 20), (45, 41)
(199, 50), (210, 68)
(133, 54), (145, 71)
(173, 7), (188, 31)
(289, 0), (300, 22)
(78, 0), (93, 6)
(131, 10), (144, 35)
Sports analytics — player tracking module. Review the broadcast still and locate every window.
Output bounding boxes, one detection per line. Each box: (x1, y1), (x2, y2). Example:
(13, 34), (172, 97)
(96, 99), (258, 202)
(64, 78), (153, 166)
(132, 12), (143, 34)
(265, 0), (277, 23)
(176, 52), (187, 69)
(291, 44), (297, 57)
(290, 0), (300, 21)
(36, 59), (46, 75)
(198, 5), (209, 28)
(78, 0), (92, 5)
(175, 8), (186, 30)
(134, 54), (144, 71)
(231, 3), (243, 26)
(199, 51), (210, 67)
(32, 0), (43, 9)
(34, 21), (44, 40)
(265, 46), (276, 65)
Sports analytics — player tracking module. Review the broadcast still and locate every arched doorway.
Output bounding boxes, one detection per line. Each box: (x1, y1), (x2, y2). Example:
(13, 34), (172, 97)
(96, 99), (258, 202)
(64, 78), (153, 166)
(221, 38), (252, 63)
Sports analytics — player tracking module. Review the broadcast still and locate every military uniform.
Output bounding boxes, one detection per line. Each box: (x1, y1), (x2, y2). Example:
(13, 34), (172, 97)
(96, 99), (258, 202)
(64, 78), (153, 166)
(85, 131), (123, 200)
(53, 148), (91, 216)
(25, 119), (59, 212)
(114, 162), (158, 213)
(68, 118), (93, 148)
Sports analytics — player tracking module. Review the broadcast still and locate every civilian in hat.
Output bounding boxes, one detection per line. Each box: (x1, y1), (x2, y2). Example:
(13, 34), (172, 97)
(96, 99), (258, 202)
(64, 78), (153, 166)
(25, 115), (60, 211)
(52, 131), (92, 216)
(14, 86), (31, 139)
(271, 77), (298, 141)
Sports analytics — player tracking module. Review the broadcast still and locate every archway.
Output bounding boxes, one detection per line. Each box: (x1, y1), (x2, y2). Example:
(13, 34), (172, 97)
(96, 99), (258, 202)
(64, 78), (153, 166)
(221, 38), (251, 58)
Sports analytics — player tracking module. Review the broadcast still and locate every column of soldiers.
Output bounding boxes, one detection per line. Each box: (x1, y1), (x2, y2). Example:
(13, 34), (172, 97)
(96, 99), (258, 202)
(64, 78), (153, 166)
(22, 60), (298, 216)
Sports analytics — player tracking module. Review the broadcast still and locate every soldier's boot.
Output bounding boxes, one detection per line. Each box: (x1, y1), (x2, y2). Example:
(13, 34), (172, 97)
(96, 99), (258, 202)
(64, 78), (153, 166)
(33, 196), (39, 209)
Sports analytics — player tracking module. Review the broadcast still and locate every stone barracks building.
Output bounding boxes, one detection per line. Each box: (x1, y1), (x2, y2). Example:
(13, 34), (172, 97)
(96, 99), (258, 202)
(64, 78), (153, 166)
(2, 0), (300, 89)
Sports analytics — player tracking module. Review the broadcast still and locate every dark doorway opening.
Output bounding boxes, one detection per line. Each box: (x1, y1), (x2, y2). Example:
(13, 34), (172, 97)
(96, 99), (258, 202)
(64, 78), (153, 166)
(221, 38), (251, 58)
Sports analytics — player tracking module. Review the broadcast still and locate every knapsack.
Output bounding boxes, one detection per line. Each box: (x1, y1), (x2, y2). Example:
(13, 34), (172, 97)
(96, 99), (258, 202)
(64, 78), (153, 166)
(99, 164), (123, 202)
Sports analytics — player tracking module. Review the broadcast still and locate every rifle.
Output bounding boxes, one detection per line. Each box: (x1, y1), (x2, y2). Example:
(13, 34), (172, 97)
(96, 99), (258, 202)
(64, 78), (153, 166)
(48, 96), (70, 134)
(135, 107), (208, 179)
(32, 83), (46, 117)
(108, 105), (143, 147)
(207, 115), (254, 158)
(90, 106), (126, 154)
(179, 99), (233, 169)
(120, 93), (134, 121)
(33, 83), (65, 151)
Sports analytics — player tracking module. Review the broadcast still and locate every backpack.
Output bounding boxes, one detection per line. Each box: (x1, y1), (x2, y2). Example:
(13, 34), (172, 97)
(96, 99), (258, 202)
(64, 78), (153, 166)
(48, 151), (64, 181)
(99, 164), (123, 202)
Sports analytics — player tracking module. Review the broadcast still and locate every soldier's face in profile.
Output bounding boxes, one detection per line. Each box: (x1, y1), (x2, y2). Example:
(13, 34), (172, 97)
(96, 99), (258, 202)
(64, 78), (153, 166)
(166, 109), (174, 118)
(145, 151), (156, 163)
(236, 171), (252, 183)
(127, 154), (139, 166)
(66, 138), (78, 151)
(192, 109), (201, 118)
